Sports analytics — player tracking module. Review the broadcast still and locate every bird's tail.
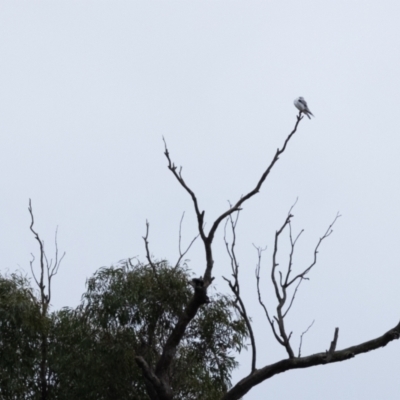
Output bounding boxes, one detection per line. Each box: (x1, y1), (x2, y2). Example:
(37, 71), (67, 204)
(305, 111), (313, 119)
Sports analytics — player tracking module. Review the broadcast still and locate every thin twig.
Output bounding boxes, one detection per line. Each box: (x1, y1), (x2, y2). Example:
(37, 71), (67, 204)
(272, 215), (292, 302)
(286, 213), (341, 287)
(223, 212), (257, 372)
(298, 320), (315, 357)
(47, 227), (66, 303)
(283, 221), (304, 287)
(255, 207), (340, 360)
(174, 212), (199, 269)
(142, 220), (158, 276)
(283, 278), (302, 318)
(29, 199), (45, 300)
(29, 254), (40, 287)
(254, 245), (283, 345)
(163, 137), (206, 243)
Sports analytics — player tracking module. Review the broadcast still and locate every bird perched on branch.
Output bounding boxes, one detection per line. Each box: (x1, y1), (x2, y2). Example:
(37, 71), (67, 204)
(294, 97), (314, 119)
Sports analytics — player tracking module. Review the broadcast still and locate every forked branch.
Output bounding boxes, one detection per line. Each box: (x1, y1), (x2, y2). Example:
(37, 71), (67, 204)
(163, 138), (206, 244)
(256, 207), (340, 359)
(163, 113), (303, 285)
(29, 199), (65, 310)
(223, 321), (400, 400)
(286, 213), (341, 287)
(207, 114), (304, 245)
(298, 320), (315, 357)
(223, 212), (257, 372)
(143, 220), (159, 276)
(28, 199), (65, 400)
(174, 212), (199, 269)
(144, 114), (304, 398)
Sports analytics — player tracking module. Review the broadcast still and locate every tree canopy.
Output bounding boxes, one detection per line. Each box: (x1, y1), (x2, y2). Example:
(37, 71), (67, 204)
(0, 273), (41, 399)
(0, 261), (248, 400)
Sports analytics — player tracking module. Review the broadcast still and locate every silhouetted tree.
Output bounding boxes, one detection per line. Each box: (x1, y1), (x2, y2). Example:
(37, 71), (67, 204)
(133, 113), (400, 400)
(3, 111), (400, 400)
(49, 260), (247, 400)
(0, 272), (41, 399)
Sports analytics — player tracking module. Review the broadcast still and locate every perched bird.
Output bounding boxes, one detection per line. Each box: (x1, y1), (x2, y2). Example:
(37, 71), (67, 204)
(294, 97), (314, 119)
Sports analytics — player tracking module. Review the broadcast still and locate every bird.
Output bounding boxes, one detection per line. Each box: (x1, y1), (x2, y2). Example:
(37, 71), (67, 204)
(294, 97), (314, 119)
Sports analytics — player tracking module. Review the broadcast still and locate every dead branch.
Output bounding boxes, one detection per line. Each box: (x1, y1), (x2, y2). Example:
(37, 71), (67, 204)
(29, 199), (65, 308)
(28, 199), (65, 400)
(163, 114), (302, 286)
(223, 212), (257, 372)
(286, 212), (341, 287)
(255, 245), (283, 345)
(223, 320), (400, 400)
(174, 212), (199, 269)
(271, 214), (295, 358)
(29, 200), (46, 305)
(143, 115), (303, 393)
(47, 227), (65, 305)
(255, 206), (340, 359)
(143, 220), (158, 276)
(131, 108), (400, 400)
(298, 320), (315, 357)
(206, 114), (303, 248)
(328, 327), (339, 354)
(29, 254), (40, 288)
(163, 137), (207, 244)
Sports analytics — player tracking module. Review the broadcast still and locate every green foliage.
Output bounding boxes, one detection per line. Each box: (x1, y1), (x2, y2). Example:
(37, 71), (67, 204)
(0, 261), (248, 399)
(50, 260), (248, 399)
(0, 273), (41, 400)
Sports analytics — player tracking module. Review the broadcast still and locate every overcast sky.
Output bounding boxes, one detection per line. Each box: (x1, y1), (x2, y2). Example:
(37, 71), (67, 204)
(1, 1), (399, 399)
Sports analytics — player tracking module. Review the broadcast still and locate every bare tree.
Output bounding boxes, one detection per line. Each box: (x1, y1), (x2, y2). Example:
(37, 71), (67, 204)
(135, 112), (400, 400)
(252, 206), (340, 360)
(29, 200), (65, 400)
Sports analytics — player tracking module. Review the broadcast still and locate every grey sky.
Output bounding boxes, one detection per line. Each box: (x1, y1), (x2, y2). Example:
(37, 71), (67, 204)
(1, 2), (399, 399)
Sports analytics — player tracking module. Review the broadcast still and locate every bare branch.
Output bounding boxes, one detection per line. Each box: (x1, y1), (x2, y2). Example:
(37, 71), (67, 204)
(223, 212), (257, 372)
(28, 199), (65, 400)
(282, 277), (302, 319)
(163, 137), (206, 243)
(256, 206), (339, 359)
(50, 227), (65, 278)
(287, 212), (341, 287)
(157, 115), (304, 387)
(254, 210), (297, 355)
(143, 220), (158, 276)
(328, 327), (339, 354)
(29, 199), (45, 298)
(272, 214), (292, 302)
(207, 114), (303, 246)
(283, 220), (304, 287)
(29, 254), (40, 287)
(254, 245), (283, 345)
(271, 214), (296, 358)
(298, 320), (315, 357)
(223, 320), (400, 400)
(287, 197), (299, 216)
(164, 115), (303, 285)
(47, 227), (65, 304)
(174, 212), (199, 269)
